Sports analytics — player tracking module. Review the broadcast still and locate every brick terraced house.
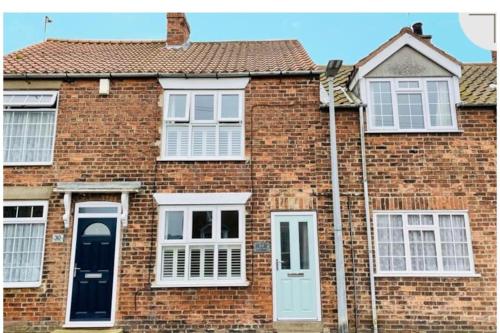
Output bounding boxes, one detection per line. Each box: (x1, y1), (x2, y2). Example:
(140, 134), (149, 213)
(2, 14), (497, 333)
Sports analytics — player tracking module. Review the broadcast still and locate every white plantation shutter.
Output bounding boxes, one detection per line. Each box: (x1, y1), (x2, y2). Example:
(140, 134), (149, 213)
(165, 125), (189, 157)
(189, 246), (215, 278)
(217, 246), (242, 278)
(219, 126), (242, 157)
(192, 126), (216, 156)
(161, 247), (186, 279)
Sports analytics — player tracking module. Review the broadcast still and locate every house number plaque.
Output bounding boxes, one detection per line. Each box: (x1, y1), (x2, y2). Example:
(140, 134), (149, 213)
(253, 241), (271, 253)
(52, 234), (64, 243)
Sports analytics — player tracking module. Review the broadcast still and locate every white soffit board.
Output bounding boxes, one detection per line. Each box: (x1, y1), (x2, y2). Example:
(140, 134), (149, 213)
(159, 77), (250, 90)
(154, 192), (252, 205)
(349, 33), (462, 90)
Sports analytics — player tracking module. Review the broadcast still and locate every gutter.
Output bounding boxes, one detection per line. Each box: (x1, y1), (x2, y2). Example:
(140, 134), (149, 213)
(3, 70), (323, 80)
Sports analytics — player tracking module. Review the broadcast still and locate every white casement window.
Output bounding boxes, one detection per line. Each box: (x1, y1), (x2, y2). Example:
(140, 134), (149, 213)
(154, 205), (246, 287)
(365, 78), (458, 132)
(374, 211), (477, 277)
(3, 201), (48, 288)
(162, 90), (244, 161)
(3, 91), (59, 165)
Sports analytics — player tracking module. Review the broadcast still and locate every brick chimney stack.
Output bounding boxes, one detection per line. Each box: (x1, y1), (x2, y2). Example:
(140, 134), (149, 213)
(166, 13), (190, 46)
(492, 51), (497, 63)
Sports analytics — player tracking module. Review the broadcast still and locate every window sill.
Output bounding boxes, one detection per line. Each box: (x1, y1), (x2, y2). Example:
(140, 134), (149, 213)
(374, 272), (481, 278)
(3, 281), (42, 288)
(157, 156), (246, 162)
(151, 279), (250, 288)
(4, 162), (53, 166)
(365, 129), (464, 134)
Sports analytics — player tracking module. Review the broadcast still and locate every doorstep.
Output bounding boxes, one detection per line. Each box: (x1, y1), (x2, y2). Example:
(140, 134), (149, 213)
(52, 328), (123, 333)
(273, 321), (325, 333)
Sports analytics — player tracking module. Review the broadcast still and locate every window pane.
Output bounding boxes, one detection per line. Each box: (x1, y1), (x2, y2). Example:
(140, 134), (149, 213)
(3, 206), (17, 218)
(192, 126), (216, 156)
(165, 211), (184, 240)
(219, 126), (243, 157)
(220, 94), (240, 119)
(398, 80), (419, 89)
(83, 223), (111, 236)
(17, 206), (32, 218)
(3, 111), (55, 163)
(221, 210), (239, 239)
(192, 211), (213, 239)
(79, 206), (118, 214)
(370, 82), (394, 127)
(397, 93), (424, 129)
(439, 214), (470, 272)
(280, 222), (291, 270)
(298, 221), (310, 269)
(377, 214), (405, 272)
(427, 81), (452, 127)
(194, 95), (214, 121)
(167, 94), (187, 119)
(32, 206), (44, 217)
(3, 223), (44, 283)
(165, 125), (189, 157)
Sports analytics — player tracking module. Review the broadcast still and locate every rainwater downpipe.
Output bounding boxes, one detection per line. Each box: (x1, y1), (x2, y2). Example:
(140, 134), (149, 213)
(326, 60), (348, 333)
(358, 104), (378, 333)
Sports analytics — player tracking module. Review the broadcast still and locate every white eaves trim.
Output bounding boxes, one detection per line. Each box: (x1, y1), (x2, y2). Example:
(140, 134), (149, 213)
(349, 33), (462, 90)
(153, 192), (252, 205)
(159, 77), (250, 90)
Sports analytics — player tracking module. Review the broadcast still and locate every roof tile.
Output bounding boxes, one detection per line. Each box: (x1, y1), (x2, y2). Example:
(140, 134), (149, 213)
(3, 39), (318, 75)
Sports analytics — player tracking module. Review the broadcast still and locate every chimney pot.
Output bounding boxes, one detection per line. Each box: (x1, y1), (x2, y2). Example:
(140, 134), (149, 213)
(412, 22), (423, 35)
(492, 51), (497, 63)
(166, 13), (190, 46)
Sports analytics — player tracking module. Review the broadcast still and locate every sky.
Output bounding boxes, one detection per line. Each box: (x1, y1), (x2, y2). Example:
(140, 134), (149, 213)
(3, 13), (493, 65)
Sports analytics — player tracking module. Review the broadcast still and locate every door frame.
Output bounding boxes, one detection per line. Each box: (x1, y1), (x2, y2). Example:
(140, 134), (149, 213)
(64, 201), (122, 328)
(271, 211), (322, 322)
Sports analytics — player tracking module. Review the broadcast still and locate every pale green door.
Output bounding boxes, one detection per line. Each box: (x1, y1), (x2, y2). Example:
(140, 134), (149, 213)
(273, 213), (319, 320)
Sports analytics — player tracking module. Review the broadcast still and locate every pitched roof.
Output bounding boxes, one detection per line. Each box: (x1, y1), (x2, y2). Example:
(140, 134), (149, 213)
(320, 63), (497, 106)
(4, 39), (318, 75)
(354, 27), (461, 69)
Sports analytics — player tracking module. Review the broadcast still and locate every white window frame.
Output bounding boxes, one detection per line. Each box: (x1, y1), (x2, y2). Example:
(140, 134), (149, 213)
(218, 91), (244, 122)
(3, 90), (59, 166)
(2, 200), (48, 288)
(153, 204), (247, 288)
(164, 92), (190, 121)
(373, 210), (479, 277)
(160, 90), (245, 161)
(363, 78), (459, 133)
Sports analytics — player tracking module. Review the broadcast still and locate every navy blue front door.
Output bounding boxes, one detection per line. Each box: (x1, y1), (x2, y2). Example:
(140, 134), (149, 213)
(70, 218), (117, 321)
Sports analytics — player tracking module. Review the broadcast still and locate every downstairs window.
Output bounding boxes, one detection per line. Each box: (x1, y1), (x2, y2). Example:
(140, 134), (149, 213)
(155, 205), (246, 287)
(374, 211), (476, 276)
(3, 201), (48, 287)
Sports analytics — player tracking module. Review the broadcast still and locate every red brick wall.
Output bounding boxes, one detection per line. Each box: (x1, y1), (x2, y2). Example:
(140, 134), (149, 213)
(4, 76), (338, 332)
(3, 76), (496, 332)
(333, 106), (497, 332)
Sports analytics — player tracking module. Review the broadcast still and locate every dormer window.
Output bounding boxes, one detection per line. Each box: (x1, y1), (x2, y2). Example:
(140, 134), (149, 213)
(366, 78), (457, 132)
(349, 26), (463, 133)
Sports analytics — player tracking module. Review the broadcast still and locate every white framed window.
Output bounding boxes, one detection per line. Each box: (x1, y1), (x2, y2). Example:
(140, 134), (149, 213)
(365, 78), (458, 132)
(161, 90), (244, 161)
(154, 204), (247, 287)
(3, 200), (48, 288)
(373, 211), (477, 277)
(3, 91), (59, 165)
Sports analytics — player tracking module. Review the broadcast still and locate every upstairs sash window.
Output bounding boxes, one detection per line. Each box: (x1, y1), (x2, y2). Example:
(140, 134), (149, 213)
(3, 91), (58, 165)
(162, 91), (244, 160)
